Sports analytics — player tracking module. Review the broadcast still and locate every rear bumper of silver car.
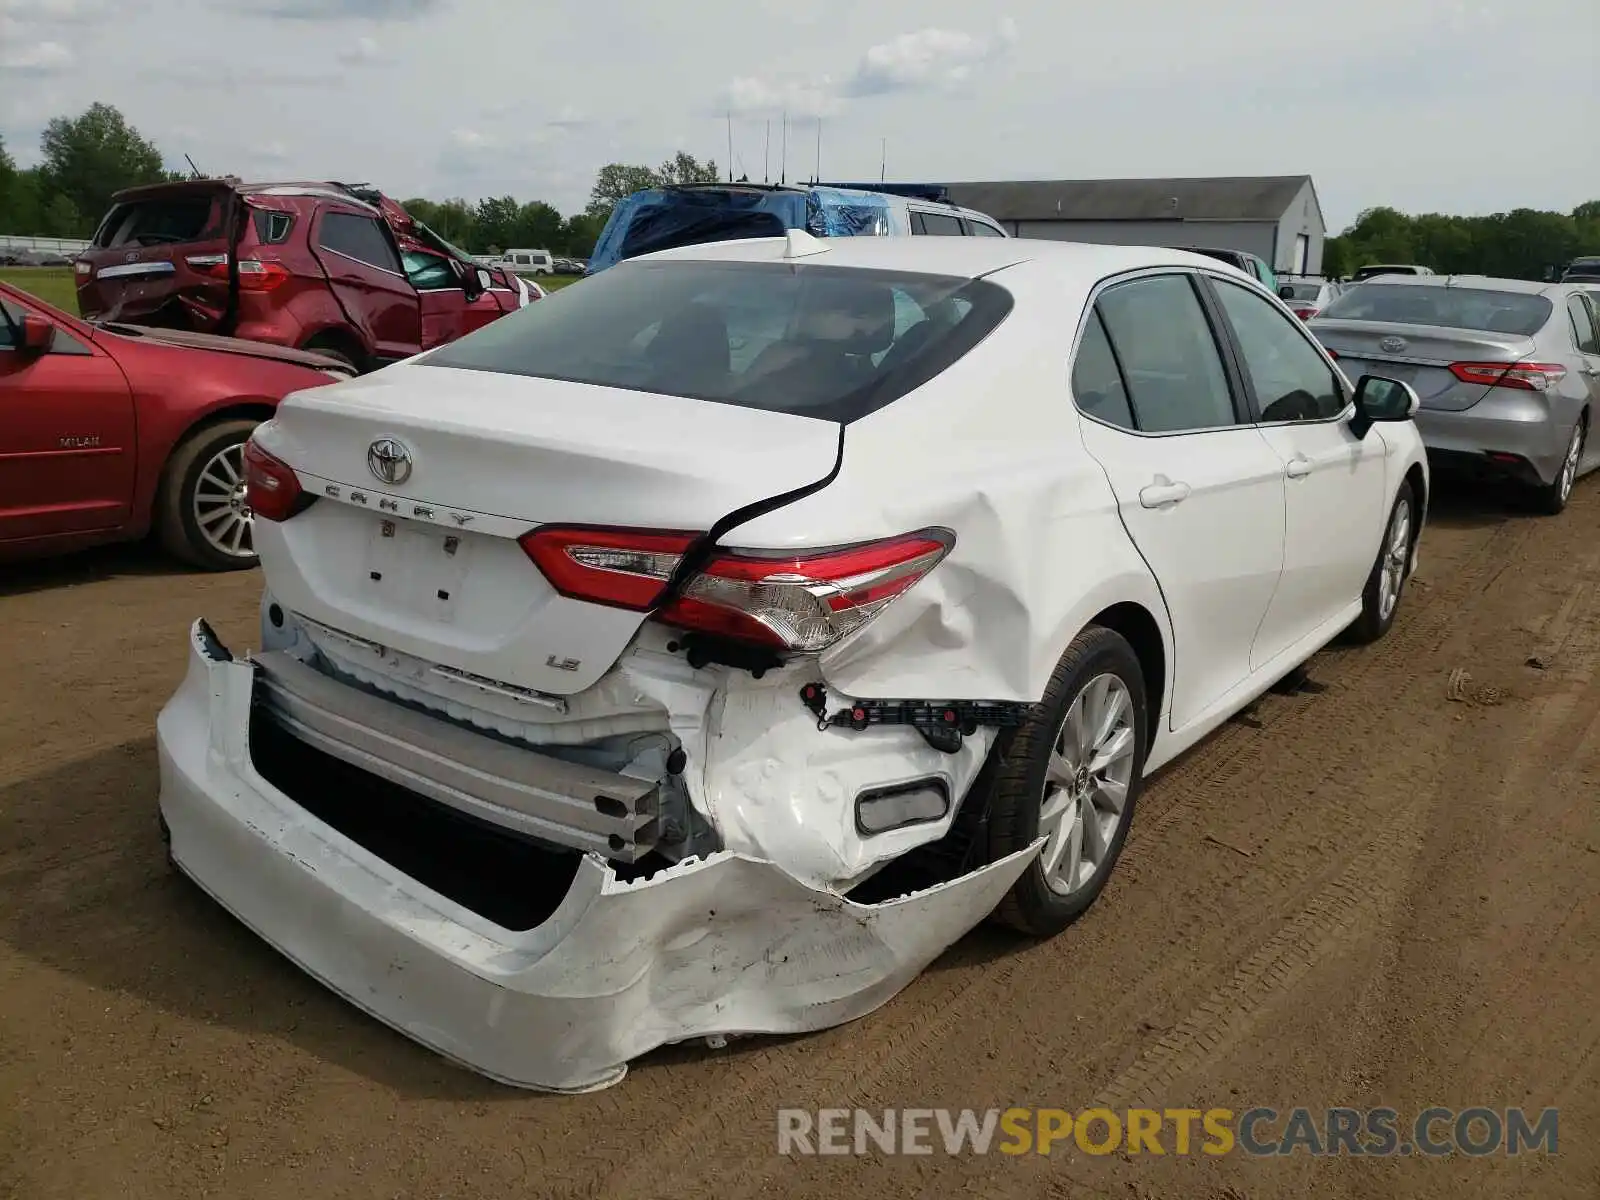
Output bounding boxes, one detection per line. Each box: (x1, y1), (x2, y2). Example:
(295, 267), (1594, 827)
(1413, 392), (1575, 486)
(156, 619), (1038, 1091)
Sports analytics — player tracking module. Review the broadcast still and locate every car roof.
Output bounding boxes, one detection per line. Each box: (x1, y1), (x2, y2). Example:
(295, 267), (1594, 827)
(633, 234), (1247, 281)
(1346, 274), (1559, 296)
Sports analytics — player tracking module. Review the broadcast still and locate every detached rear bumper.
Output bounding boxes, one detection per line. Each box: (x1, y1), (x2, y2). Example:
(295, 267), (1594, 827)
(156, 620), (1037, 1092)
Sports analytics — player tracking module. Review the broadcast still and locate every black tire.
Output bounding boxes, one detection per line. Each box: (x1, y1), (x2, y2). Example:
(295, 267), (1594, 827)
(1530, 419), (1584, 516)
(155, 418), (262, 572)
(1346, 481), (1415, 645)
(986, 625), (1149, 937)
(303, 344), (360, 373)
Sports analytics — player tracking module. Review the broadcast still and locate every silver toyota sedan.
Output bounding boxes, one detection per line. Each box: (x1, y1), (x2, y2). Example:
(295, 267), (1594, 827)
(1309, 275), (1600, 513)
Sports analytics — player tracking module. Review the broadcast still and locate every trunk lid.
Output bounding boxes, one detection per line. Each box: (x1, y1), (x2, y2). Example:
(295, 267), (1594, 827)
(76, 180), (241, 328)
(251, 364), (841, 696)
(1307, 319), (1538, 412)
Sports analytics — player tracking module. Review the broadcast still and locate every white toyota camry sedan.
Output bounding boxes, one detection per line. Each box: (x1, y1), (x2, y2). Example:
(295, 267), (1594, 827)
(156, 232), (1429, 1092)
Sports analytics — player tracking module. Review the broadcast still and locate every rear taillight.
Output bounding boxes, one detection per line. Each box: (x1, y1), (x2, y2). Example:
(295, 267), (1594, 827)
(1448, 361), (1567, 392)
(243, 438), (306, 522)
(1292, 307), (1319, 320)
(519, 526), (954, 652)
(186, 254), (291, 291)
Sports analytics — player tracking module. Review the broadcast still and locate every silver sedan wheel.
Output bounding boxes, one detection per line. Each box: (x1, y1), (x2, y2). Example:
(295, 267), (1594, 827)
(1377, 495), (1412, 621)
(191, 442), (255, 559)
(1558, 425), (1582, 505)
(1039, 673), (1137, 896)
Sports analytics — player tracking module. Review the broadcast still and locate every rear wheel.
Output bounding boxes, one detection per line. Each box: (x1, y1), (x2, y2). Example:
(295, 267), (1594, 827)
(155, 418), (261, 571)
(986, 625), (1148, 937)
(1531, 419), (1584, 516)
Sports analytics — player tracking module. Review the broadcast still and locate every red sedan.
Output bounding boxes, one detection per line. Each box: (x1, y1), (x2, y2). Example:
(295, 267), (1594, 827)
(0, 280), (350, 571)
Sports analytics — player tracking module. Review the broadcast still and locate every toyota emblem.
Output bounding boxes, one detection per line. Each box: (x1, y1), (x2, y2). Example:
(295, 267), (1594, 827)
(123, 251), (140, 264)
(367, 437), (413, 485)
(1379, 336), (1407, 353)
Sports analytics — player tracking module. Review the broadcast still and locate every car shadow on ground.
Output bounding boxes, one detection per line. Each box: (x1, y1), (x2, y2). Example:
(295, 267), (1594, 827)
(0, 541), (212, 598)
(1423, 473), (1549, 530)
(0, 737), (506, 1102)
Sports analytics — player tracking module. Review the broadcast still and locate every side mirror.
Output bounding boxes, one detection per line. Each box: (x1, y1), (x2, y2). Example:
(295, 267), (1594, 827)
(1350, 374), (1419, 438)
(17, 314), (56, 355)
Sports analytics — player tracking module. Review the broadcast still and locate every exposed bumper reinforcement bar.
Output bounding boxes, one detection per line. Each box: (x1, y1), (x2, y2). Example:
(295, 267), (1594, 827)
(252, 648), (660, 861)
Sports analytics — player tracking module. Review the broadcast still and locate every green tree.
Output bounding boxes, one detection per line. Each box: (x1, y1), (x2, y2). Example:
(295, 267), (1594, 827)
(40, 193), (83, 238)
(38, 102), (167, 229)
(585, 162), (663, 221)
(656, 151), (720, 186)
(560, 212), (605, 258)
(514, 200), (564, 251)
(474, 194), (521, 252)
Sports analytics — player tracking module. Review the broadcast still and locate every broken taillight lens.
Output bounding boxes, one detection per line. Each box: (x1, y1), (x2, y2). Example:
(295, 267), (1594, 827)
(519, 527), (954, 652)
(243, 438), (305, 522)
(186, 254), (291, 291)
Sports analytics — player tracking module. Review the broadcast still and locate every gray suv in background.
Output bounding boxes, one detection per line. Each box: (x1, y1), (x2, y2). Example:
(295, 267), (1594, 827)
(1309, 275), (1600, 513)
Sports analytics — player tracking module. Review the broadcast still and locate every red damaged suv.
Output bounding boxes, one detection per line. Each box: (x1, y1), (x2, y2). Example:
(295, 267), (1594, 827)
(75, 179), (536, 372)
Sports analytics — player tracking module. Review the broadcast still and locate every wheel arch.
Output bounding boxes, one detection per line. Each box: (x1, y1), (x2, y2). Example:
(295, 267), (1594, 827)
(299, 325), (368, 369)
(152, 403), (274, 514)
(1087, 600), (1167, 744)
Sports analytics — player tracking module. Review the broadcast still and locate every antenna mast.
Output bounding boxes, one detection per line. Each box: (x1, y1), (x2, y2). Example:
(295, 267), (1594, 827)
(780, 112), (788, 185)
(814, 117), (821, 183)
(726, 112), (734, 183)
(880, 138), (886, 183)
(764, 120), (770, 183)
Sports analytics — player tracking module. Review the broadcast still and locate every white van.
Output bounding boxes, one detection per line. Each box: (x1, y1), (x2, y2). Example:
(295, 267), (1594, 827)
(500, 249), (555, 276)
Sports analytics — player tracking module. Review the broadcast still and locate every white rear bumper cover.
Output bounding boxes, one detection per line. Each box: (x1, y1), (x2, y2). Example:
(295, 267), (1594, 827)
(156, 620), (1039, 1092)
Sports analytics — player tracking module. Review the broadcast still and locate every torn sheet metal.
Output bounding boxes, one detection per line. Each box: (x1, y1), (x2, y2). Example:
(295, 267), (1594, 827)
(157, 620), (1040, 1091)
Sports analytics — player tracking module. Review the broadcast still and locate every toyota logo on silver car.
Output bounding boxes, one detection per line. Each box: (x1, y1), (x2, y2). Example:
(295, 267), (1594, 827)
(1379, 336), (1407, 353)
(367, 438), (413, 485)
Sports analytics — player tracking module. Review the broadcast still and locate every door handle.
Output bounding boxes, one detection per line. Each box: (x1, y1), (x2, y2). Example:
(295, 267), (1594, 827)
(1285, 455), (1314, 479)
(1138, 476), (1192, 509)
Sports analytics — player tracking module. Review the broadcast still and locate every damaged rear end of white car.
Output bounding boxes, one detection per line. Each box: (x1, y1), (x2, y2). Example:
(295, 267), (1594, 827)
(156, 237), (1114, 1091)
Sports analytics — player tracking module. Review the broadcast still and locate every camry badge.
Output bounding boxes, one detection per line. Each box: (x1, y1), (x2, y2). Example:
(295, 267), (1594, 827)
(367, 437), (413, 485)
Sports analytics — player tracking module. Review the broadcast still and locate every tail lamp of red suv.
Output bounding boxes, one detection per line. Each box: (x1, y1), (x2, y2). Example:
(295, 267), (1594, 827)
(520, 526), (954, 652)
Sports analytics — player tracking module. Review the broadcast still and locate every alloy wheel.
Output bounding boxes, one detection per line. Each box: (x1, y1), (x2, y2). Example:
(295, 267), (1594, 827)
(192, 442), (255, 559)
(1038, 673), (1137, 896)
(1377, 496), (1412, 621)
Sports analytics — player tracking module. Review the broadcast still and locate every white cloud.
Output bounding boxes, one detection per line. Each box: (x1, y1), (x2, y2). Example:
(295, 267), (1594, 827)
(717, 18), (1017, 120)
(237, 0), (446, 19)
(718, 75), (843, 120)
(1, 39), (72, 73)
(337, 35), (385, 65)
(845, 18), (1017, 96)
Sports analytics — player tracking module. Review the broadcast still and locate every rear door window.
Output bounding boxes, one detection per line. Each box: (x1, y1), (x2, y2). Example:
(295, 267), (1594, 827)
(1093, 274), (1239, 433)
(421, 259), (1013, 423)
(318, 212), (403, 273)
(912, 211), (965, 236)
(966, 219), (1005, 237)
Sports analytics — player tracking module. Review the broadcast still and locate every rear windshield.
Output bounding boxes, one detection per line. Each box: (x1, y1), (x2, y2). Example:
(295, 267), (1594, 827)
(94, 198), (218, 248)
(1318, 284), (1552, 336)
(421, 259), (1012, 422)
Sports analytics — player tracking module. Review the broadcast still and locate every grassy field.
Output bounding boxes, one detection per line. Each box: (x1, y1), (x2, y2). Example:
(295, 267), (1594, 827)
(0, 266), (579, 317)
(0, 267), (79, 313)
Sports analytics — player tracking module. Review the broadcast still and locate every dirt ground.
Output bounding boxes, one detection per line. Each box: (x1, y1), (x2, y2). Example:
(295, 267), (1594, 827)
(2, 479), (1597, 1200)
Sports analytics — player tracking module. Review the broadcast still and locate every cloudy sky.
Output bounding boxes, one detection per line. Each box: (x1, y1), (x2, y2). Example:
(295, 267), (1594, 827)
(1, 0), (1595, 230)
